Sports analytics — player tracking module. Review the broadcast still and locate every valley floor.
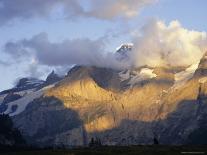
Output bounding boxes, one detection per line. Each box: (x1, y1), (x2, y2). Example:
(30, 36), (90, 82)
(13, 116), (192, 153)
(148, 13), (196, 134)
(1, 145), (207, 155)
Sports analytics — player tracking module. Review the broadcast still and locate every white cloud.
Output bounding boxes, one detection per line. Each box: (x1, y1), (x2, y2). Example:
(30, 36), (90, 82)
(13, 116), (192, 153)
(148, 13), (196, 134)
(130, 19), (207, 67)
(87, 0), (155, 20)
(4, 20), (207, 72)
(0, 0), (155, 25)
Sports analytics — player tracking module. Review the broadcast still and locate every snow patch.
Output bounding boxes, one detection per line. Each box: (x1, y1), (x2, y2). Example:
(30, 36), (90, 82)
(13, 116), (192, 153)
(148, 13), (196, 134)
(140, 68), (157, 78)
(119, 68), (157, 86)
(199, 77), (207, 83)
(116, 43), (133, 51)
(4, 90), (43, 116)
(174, 63), (199, 87)
(14, 89), (36, 96)
(42, 83), (56, 90)
(128, 68), (157, 85)
(0, 95), (5, 104)
(2, 84), (55, 116)
(119, 70), (130, 81)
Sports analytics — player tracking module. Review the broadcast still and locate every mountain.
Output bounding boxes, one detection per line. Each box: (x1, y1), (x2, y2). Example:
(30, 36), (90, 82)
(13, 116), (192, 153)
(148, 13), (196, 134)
(1, 47), (207, 147)
(0, 71), (62, 116)
(0, 78), (44, 95)
(115, 43), (133, 61)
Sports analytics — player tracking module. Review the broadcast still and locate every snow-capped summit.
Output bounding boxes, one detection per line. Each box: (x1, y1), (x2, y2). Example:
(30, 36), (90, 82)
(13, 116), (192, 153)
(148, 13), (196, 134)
(116, 43), (133, 60)
(116, 43), (133, 51)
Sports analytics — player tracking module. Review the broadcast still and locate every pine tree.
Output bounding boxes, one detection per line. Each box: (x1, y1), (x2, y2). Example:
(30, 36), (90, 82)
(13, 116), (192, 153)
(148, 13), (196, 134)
(0, 114), (25, 147)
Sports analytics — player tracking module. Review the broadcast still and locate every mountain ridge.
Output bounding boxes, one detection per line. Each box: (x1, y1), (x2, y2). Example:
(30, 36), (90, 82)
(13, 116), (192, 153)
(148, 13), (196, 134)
(1, 48), (207, 147)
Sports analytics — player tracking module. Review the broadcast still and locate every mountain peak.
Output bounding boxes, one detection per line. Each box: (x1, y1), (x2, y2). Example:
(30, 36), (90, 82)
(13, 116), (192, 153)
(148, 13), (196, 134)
(116, 43), (133, 51)
(116, 43), (133, 61)
(45, 70), (62, 85)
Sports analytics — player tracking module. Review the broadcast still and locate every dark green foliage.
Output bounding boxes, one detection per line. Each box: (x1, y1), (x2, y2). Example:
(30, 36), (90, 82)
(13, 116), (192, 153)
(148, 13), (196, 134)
(0, 114), (25, 147)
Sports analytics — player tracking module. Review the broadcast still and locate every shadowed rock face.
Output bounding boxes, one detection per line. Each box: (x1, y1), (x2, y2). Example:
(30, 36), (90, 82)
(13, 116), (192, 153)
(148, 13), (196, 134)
(3, 93), (22, 104)
(45, 71), (62, 85)
(13, 96), (85, 147)
(0, 93), (22, 113)
(2, 52), (207, 147)
(0, 78), (44, 95)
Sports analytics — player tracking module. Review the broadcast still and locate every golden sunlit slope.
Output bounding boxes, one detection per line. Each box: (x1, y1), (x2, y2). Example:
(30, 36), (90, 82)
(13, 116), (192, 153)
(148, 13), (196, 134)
(46, 66), (117, 132)
(45, 65), (178, 133)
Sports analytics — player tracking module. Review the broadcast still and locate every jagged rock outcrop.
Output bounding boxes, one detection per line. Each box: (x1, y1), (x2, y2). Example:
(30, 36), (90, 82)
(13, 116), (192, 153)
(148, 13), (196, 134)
(45, 70), (62, 85)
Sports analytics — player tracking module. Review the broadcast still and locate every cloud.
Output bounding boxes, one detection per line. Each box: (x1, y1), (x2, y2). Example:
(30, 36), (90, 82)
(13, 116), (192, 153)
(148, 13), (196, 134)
(5, 19), (207, 71)
(0, 59), (8, 66)
(0, 0), (84, 25)
(86, 0), (155, 20)
(4, 41), (31, 61)
(130, 19), (207, 67)
(24, 58), (50, 78)
(4, 33), (125, 69)
(0, 0), (155, 25)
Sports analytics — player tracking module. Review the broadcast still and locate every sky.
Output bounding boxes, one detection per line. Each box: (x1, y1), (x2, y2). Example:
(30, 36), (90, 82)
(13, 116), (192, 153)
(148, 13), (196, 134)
(0, 0), (207, 91)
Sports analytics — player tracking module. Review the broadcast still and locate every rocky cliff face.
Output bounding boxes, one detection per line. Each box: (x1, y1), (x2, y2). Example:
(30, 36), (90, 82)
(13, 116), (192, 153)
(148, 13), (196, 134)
(1, 52), (207, 147)
(45, 71), (62, 85)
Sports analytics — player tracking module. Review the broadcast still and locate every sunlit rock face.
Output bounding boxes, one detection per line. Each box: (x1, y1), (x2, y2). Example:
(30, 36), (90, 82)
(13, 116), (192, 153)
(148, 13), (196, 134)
(2, 52), (207, 147)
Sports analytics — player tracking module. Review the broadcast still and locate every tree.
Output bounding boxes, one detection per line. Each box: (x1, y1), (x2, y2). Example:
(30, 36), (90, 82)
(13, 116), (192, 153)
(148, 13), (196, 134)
(153, 137), (159, 145)
(0, 114), (25, 147)
(89, 137), (95, 147)
(89, 137), (102, 147)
